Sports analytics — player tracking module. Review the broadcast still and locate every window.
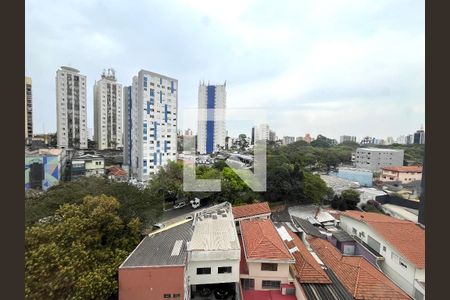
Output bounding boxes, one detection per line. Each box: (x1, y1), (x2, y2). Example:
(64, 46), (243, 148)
(382, 246), (386, 252)
(262, 280), (281, 289)
(196, 267), (211, 275)
(399, 258), (408, 269)
(218, 266), (232, 274)
(163, 294), (171, 298)
(261, 263), (278, 271)
(173, 294), (180, 298)
(352, 228), (357, 235)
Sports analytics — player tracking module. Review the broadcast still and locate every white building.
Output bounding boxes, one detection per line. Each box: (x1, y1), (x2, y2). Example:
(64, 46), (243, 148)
(186, 202), (241, 294)
(354, 148), (404, 172)
(197, 82), (226, 154)
(252, 123), (270, 145)
(340, 135), (357, 143)
(283, 136), (295, 145)
(56, 66), (88, 149)
(126, 70), (178, 181)
(340, 211), (425, 299)
(93, 68), (123, 150)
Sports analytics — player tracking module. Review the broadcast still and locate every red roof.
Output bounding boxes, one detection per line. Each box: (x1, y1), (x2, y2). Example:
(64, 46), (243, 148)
(232, 202), (271, 219)
(283, 228), (331, 284)
(106, 166), (127, 177)
(381, 166), (422, 173)
(342, 211), (425, 269)
(241, 219), (294, 261)
(309, 238), (411, 300)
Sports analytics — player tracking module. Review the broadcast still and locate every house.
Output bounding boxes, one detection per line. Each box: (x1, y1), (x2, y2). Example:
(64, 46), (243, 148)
(278, 226), (353, 300)
(232, 202), (272, 222)
(309, 237), (411, 300)
(379, 166), (423, 184)
(186, 202), (241, 298)
(239, 219), (296, 298)
(70, 153), (105, 179)
(340, 211), (425, 299)
(118, 220), (194, 300)
(106, 166), (127, 182)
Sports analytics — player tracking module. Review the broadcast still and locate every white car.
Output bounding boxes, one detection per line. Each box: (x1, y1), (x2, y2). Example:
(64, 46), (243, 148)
(152, 223), (165, 230)
(174, 202), (187, 209)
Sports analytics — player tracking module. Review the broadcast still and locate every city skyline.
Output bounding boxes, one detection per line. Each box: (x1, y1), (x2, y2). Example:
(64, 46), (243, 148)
(26, 0), (424, 140)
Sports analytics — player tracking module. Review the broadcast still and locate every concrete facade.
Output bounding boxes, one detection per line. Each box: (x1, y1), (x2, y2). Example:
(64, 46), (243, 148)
(354, 148), (404, 172)
(93, 69), (123, 150)
(197, 82), (227, 154)
(127, 70), (178, 181)
(56, 66), (88, 149)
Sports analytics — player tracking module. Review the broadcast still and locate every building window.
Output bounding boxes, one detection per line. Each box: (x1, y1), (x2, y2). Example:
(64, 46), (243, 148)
(261, 263), (278, 271)
(163, 294), (171, 298)
(399, 258), (408, 269)
(352, 228), (357, 235)
(173, 294), (180, 298)
(218, 266), (232, 274)
(262, 280), (281, 289)
(196, 267), (211, 275)
(382, 246), (386, 252)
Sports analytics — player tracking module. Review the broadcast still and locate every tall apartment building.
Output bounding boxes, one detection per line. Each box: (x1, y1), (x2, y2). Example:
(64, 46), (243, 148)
(269, 130), (277, 142)
(396, 135), (406, 145)
(93, 69), (123, 150)
(197, 82), (226, 154)
(304, 133), (313, 143)
(252, 123), (270, 145)
(56, 66), (88, 149)
(283, 136), (295, 145)
(25, 76), (33, 142)
(340, 135), (356, 143)
(126, 70), (178, 181)
(414, 128), (425, 144)
(123, 84), (134, 168)
(354, 148), (404, 172)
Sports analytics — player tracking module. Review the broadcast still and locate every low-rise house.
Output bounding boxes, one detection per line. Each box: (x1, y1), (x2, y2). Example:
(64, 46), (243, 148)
(278, 226), (353, 300)
(70, 153), (105, 179)
(186, 202), (241, 298)
(379, 166), (423, 184)
(233, 202), (271, 223)
(309, 237), (411, 300)
(119, 220), (194, 300)
(239, 219), (295, 296)
(340, 211), (425, 299)
(106, 166), (127, 182)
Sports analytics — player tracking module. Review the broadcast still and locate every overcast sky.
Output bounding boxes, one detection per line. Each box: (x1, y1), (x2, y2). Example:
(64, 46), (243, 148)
(26, 0), (424, 140)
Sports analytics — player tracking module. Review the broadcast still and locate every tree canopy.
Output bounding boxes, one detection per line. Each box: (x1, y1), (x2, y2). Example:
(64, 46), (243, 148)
(25, 195), (141, 300)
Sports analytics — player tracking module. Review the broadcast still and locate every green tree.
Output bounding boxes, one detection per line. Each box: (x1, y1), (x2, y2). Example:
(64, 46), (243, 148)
(303, 172), (329, 204)
(25, 195), (141, 300)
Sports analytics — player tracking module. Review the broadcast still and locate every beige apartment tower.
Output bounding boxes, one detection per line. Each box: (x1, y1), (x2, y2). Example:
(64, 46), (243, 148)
(56, 66), (88, 149)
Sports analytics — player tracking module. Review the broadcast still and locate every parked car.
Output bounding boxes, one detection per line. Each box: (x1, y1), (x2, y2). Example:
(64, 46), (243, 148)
(152, 223), (165, 230)
(174, 202), (187, 209)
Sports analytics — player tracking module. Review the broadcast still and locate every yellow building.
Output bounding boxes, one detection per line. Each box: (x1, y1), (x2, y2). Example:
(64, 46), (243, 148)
(25, 76), (33, 140)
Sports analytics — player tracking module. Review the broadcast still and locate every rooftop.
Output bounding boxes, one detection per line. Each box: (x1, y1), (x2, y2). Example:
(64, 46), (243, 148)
(120, 221), (193, 268)
(357, 148), (404, 152)
(188, 202), (240, 251)
(291, 216), (326, 239)
(240, 219), (294, 262)
(309, 238), (411, 300)
(232, 202), (271, 219)
(278, 226), (331, 284)
(302, 269), (354, 300)
(342, 211), (425, 269)
(331, 230), (354, 243)
(242, 290), (296, 300)
(381, 166), (423, 173)
(106, 166), (127, 177)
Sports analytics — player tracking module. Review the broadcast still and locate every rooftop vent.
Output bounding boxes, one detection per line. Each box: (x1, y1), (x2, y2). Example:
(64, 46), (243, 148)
(212, 214), (218, 220)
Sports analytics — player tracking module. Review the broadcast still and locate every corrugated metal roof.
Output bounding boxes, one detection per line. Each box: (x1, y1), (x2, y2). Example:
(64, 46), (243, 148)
(120, 221), (194, 267)
(301, 269), (353, 300)
(292, 216), (326, 239)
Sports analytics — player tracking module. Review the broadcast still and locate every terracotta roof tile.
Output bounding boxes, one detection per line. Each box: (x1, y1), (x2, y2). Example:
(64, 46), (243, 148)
(381, 166), (422, 173)
(106, 166), (127, 177)
(342, 211), (425, 269)
(241, 219), (294, 261)
(283, 228), (331, 284)
(232, 202), (271, 219)
(309, 238), (411, 300)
